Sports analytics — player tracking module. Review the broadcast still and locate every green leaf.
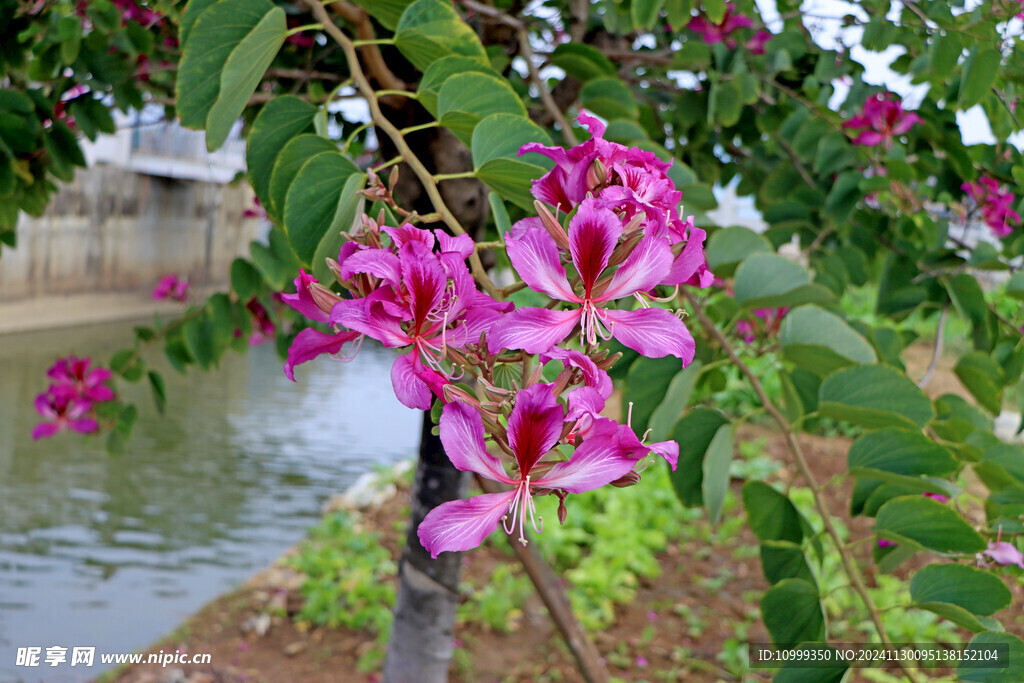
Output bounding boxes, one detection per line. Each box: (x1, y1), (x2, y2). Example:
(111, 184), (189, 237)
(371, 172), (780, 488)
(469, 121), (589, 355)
(705, 226), (771, 277)
(848, 428), (959, 487)
(911, 564), (1012, 617)
(761, 578), (825, 645)
(959, 47), (1001, 110)
(1007, 271), (1024, 301)
(623, 356), (680, 436)
(230, 258), (264, 300)
(779, 306), (877, 376)
(183, 311), (216, 370)
(488, 193), (511, 234)
(929, 32), (962, 82)
(550, 43), (616, 82)
(710, 78), (742, 127)
(176, 0), (275, 132)
(704, 0), (726, 23)
(947, 273), (991, 351)
(632, 0), (665, 30)
(179, 0), (221, 47)
(148, 370), (167, 415)
(348, 0), (413, 31)
(579, 77), (638, 121)
(394, 0), (487, 73)
(664, 0), (692, 27)
(283, 151), (363, 265)
(819, 365), (935, 430)
(824, 170), (861, 221)
(417, 57), (499, 117)
(874, 496), (986, 554)
(205, 7), (285, 150)
(669, 408), (729, 507)
(268, 134), (338, 220)
(471, 113), (552, 168)
(437, 73), (526, 146)
(476, 158), (549, 210)
(246, 96), (318, 210)
(956, 352), (1005, 415)
(760, 540), (815, 585)
(702, 423), (734, 527)
(110, 349), (144, 382)
(733, 253), (833, 309)
(743, 481), (806, 544)
(647, 361), (703, 442)
(958, 632), (1024, 682)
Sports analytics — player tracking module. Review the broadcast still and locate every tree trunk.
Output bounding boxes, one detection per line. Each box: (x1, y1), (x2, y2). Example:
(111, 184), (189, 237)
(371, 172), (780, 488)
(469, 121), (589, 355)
(382, 411), (468, 683)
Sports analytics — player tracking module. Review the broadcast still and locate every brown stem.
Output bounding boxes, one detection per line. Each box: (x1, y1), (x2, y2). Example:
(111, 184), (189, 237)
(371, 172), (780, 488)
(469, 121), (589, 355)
(305, 0), (501, 298)
(475, 475), (610, 683)
(328, 0), (406, 93)
(681, 291), (924, 683)
(918, 305), (948, 389)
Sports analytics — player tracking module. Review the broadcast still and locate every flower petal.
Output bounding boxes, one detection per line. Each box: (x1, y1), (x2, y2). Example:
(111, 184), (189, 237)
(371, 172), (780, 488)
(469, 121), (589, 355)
(281, 270), (331, 323)
(32, 422), (61, 440)
(569, 200), (621, 294)
(488, 307), (582, 355)
(599, 235), (673, 300)
(339, 248), (402, 284)
(505, 228), (576, 302)
(603, 307), (696, 365)
(507, 383), (564, 475)
(390, 352), (435, 410)
(440, 401), (513, 483)
(284, 328), (360, 381)
(539, 435), (637, 494)
(540, 348), (613, 398)
(417, 491), (517, 558)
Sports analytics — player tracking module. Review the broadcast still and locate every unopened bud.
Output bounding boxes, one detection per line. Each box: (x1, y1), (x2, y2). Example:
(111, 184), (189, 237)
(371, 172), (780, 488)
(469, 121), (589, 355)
(388, 165), (399, 191)
(607, 230), (644, 267)
(310, 282), (343, 314)
(558, 497), (568, 525)
(596, 352), (622, 371)
(586, 158), (607, 192)
(325, 257), (343, 283)
(534, 200), (571, 250)
(610, 471), (642, 488)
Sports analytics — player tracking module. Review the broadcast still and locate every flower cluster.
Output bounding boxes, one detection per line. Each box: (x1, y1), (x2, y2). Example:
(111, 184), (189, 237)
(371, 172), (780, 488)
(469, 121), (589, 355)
(32, 356), (113, 440)
(735, 306), (788, 344)
(282, 111), (711, 557)
(687, 3), (752, 48)
(842, 93), (921, 148)
(962, 176), (1020, 238)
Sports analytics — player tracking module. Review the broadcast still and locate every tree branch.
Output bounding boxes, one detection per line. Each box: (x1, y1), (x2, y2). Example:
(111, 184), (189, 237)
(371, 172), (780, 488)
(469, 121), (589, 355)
(918, 305), (948, 389)
(328, 0), (406, 93)
(305, 0), (501, 298)
(518, 30), (578, 146)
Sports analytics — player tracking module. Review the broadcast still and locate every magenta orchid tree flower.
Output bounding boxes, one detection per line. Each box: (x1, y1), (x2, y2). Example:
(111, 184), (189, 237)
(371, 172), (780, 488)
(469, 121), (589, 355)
(489, 198), (695, 365)
(32, 392), (98, 440)
(152, 273), (189, 302)
(963, 176), (1020, 238)
(687, 3), (754, 47)
(417, 384), (651, 557)
(842, 93), (921, 148)
(47, 356), (114, 403)
(519, 111), (713, 289)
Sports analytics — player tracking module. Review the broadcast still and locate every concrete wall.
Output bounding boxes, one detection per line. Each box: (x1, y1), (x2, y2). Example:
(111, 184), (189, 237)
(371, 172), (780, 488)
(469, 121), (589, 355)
(0, 164), (264, 303)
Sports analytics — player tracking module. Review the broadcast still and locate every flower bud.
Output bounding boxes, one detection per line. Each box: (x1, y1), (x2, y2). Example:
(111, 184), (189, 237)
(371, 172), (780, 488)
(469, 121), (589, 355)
(586, 158), (607, 192)
(558, 497), (568, 525)
(309, 282), (343, 314)
(534, 200), (571, 250)
(610, 471), (642, 488)
(325, 257), (343, 284)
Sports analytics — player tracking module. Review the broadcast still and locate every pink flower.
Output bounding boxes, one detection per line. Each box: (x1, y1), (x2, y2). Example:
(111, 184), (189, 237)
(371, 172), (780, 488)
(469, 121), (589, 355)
(488, 198), (695, 365)
(736, 307), (788, 343)
(243, 197), (268, 220)
(47, 356), (114, 403)
(746, 30), (772, 54)
(877, 538), (898, 549)
(962, 176), (1019, 238)
(842, 93), (921, 148)
(520, 112), (713, 289)
(979, 541), (1024, 569)
(687, 3), (753, 48)
(921, 492), (949, 504)
(153, 274), (189, 302)
(32, 392), (98, 440)
(417, 385), (648, 557)
(325, 227), (511, 409)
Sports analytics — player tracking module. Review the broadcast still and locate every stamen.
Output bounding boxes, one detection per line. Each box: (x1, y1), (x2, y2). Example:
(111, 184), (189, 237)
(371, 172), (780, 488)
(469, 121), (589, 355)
(627, 402), (634, 430)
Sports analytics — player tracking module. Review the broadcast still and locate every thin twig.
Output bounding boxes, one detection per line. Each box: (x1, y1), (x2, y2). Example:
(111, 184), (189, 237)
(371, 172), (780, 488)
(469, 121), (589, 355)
(518, 30), (578, 146)
(682, 291), (925, 683)
(328, 0), (406, 92)
(305, 0), (501, 298)
(918, 305), (948, 389)
(460, 0), (526, 29)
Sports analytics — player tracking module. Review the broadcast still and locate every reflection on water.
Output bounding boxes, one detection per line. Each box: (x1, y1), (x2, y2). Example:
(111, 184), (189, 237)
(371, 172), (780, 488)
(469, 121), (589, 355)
(0, 322), (420, 681)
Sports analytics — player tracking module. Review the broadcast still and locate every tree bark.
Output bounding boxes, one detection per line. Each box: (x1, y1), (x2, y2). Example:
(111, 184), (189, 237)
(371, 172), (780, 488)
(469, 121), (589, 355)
(382, 412), (468, 683)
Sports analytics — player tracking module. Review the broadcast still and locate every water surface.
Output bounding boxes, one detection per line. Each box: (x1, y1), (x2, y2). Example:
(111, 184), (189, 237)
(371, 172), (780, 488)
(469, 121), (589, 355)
(0, 322), (419, 681)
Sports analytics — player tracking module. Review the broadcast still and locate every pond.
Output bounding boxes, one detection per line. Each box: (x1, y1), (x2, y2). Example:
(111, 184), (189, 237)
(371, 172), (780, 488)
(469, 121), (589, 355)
(0, 321), (420, 681)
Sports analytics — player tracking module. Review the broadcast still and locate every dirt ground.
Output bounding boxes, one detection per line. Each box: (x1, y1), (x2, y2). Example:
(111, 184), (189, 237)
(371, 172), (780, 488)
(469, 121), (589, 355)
(108, 345), (1024, 683)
